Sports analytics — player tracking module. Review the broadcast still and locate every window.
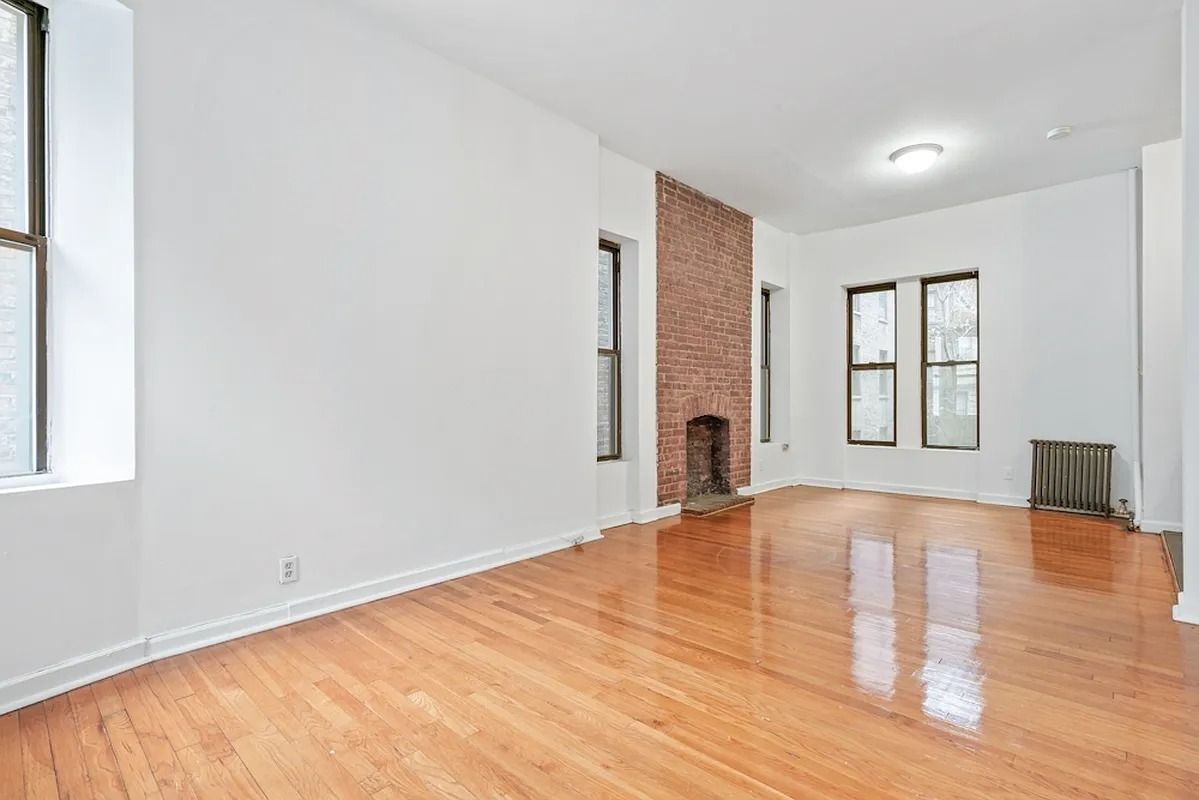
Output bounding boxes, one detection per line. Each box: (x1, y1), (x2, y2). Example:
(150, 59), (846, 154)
(0, 0), (46, 479)
(597, 240), (621, 460)
(847, 283), (896, 445)
(760, 288), (771, 442)
(923, 272), (979, 449)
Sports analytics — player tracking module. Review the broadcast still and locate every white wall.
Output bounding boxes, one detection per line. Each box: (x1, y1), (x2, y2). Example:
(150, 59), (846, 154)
(2, 0), (618, 710)
(132, 0), (600, 638)
(750, 219), (797, 491)
(0, 0), (139, 703)
(597, 148), (657, 528)
(1142, 139), (1183, 532)
(792, 172), (1139, 506)
(1178, 2), (1199, 625)
(52, 0), (136, 484)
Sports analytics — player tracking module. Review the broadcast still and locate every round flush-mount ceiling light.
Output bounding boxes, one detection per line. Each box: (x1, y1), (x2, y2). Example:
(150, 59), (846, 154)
(1047, 126), (1073, 141)
(889, 143), (944, 174)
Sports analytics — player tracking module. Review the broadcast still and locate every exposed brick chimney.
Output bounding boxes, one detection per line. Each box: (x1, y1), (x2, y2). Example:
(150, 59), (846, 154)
(655, 174), (753, 505)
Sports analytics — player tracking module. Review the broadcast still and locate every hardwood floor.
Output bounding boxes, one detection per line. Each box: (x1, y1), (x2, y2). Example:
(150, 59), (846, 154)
(3, 486), (1198, 799)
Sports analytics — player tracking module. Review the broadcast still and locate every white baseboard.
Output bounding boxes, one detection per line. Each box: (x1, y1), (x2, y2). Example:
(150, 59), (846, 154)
(0, 526), (601, 716)
(0, 639), (148, 717)
(1173, 594), (1199, 626)
(977, 493), (1029, 509)
(791, 480), (1028, 510)
(793, 477), (846, 490)
(598, 512), (634, 530)
(632, 503), (681, 524)
(843, 481), (976, 502)
(1142, 520), (1183, 534)
(738, 478), (794, 496)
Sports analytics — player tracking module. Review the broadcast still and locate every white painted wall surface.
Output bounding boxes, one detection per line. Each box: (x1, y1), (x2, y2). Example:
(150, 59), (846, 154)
(1141, 139), (1183, 532)
(1, 0), (618, 710)
(0, 482), (139, 684)
(1177, 2), (1199, 625)
(51, 0), (136, 484)
(0, 0), (139, 706)
(751, 219), (796, 491)
(131, 0), (601, 637)
(597, 148), (657, 527)
(793, 172), (1139, 506)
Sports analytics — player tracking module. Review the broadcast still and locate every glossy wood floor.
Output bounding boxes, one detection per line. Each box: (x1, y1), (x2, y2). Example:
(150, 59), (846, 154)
(3, 487), (1198, 799)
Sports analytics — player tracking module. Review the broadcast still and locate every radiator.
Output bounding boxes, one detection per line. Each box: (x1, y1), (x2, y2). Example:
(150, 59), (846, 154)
(1029, 440), (1116, 517)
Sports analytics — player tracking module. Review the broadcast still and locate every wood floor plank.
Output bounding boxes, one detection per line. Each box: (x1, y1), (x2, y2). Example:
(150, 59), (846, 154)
(228, 733), (327, 800)
(17, 705), (59, 800)
(91, 680), (126, 720)
(3, 488), (1199, 799)
(67, 688), (129, 800)
(99, 710), (161, 800)
(0, 710), (25, 799)
(111, 671), (198, 800)
(43, 693), (93, 800)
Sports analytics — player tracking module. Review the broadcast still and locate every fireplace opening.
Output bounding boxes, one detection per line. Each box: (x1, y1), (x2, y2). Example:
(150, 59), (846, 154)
(686, 415), (731, 498)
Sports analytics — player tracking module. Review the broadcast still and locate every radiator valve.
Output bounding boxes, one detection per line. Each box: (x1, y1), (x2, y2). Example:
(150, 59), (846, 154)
(1113, 498), (1136, 531)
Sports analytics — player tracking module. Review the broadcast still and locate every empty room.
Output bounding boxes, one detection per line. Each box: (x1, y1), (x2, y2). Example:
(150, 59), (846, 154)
(1, 0), (1198, 797)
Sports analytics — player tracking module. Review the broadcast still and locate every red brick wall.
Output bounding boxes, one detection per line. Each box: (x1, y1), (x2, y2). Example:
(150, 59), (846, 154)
(656, 173), (754, 505)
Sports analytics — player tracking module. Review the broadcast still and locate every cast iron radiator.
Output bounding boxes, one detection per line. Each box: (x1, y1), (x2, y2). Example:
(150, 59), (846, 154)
(1029, 439), (1116, 517)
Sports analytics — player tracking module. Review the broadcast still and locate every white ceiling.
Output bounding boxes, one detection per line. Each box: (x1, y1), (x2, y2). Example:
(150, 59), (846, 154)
(362, 0), (1182, 234)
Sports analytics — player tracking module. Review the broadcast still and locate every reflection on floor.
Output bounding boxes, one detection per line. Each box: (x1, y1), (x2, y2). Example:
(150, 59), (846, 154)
(1, 487), (1197, 799)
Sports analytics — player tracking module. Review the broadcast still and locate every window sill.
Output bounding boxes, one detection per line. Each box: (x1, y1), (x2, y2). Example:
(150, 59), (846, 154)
(0, 472), (133, 497)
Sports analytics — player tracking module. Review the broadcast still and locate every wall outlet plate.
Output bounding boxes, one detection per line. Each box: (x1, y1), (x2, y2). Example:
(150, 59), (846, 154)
(1003, 467), (1014, 481)
(279, 556), (299, 584)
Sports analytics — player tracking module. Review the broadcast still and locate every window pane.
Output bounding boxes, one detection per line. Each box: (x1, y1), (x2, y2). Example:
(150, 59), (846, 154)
(760, 365), (770, 441)
(598, 248), (615, 350)
(926, 278), (978, 362)
(0, 239), (34, 476)
(0, 3), (29, 233)
(851, 288), (895, 364)
(597, 353), (617, 457)
(926, 364), (978, 448)
(850, 369), (894, 443)
(761, 290), (770, 367)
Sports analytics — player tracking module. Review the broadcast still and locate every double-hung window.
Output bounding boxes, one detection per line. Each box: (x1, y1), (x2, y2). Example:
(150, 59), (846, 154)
(760, 289), (771, 442)
(597, 240), (621, 460)
(0, 0), (47, 478)
(847, 283), (896, 446)
(922, 272), (979, 449)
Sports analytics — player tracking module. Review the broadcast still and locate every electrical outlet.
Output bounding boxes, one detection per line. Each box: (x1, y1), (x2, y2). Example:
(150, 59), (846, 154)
(279, 556), (299, 584)
(1003, 467), (1014, 481)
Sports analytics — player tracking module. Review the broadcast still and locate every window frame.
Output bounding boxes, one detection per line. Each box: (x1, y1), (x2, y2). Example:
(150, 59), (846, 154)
(846, 282), (897, 447)
(0, 0), (48, 476)
(921, 271), (979, 451)
(760, 287), (771, 443)
(597, 239), (621, 462)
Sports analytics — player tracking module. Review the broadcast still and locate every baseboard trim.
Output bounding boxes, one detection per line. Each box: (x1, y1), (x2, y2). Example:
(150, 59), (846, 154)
(0, 526), (602, 716)
(1141, 520), (1183, 534)
(793, 477), (846, 490)
(977, 493), (1029, 509)
(632, 504), (681, 524)
(0, 639), (148, 717)
(1173, 593), (1199, 626)
(790, 480), (1029, 509)
(843, 481), (977, 502)
(598, 512), (634, 530)
(738, 478), (794, 496)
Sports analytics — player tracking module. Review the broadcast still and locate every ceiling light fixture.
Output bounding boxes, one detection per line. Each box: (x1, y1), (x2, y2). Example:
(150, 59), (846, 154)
(889, 143), (943, 174)
(1047, 126), (1073, 141)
